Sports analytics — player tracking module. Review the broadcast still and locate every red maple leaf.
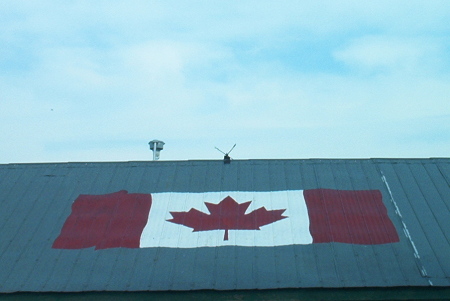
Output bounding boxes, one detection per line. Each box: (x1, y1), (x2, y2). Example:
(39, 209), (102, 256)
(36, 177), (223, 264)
(167, 196), (287, 241)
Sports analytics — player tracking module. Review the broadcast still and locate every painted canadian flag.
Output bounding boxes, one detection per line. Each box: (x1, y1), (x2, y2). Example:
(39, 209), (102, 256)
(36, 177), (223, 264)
(52, 189), (400, 250)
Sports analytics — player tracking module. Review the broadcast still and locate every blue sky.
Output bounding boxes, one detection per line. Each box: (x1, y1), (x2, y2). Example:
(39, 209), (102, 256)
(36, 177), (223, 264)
(1, 1), (449, 163)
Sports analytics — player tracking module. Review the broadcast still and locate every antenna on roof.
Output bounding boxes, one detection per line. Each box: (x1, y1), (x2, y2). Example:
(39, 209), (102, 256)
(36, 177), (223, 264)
(215, 144), (236, 164)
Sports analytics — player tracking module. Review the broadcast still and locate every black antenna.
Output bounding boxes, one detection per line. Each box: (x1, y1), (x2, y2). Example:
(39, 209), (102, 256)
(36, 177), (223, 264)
(215, 144), (236, 164)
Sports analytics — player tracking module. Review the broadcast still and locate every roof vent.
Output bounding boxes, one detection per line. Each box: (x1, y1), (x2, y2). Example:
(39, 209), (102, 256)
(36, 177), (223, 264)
(149, 140), (165, 161)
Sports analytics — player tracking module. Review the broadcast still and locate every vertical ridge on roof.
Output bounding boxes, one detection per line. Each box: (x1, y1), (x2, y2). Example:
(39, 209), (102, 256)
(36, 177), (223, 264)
(371, 162), (416, 286)
(288, 161), (320, 288)
(433, 159), (450, 187)
(346, 161), (385, 286)
(233, 161), (253, 289)
(273, 162), (299, 288)
(22, 165), (76, 291)
(330, 161), (365, 287)
(409, 162), (450, 274)
(0, 165), (47, 290)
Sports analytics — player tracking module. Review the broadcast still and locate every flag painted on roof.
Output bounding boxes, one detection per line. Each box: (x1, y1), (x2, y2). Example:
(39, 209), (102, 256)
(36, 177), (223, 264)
(52, 189), (399, 250)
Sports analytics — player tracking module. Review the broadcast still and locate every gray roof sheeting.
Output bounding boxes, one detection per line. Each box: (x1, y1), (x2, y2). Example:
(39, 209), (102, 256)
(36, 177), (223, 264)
(0, 158), (449, 292)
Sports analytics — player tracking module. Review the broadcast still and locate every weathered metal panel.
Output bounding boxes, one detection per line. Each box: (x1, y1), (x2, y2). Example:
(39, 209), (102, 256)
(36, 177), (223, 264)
(408, 163), (450, 275)
(376, 160), (450, 285)
(434, 159), (450, 185)
(0, 159), (449, 293)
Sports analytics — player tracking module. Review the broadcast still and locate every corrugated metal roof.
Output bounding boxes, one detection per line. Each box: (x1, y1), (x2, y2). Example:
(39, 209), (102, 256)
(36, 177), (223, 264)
(0, 158), (449, 292)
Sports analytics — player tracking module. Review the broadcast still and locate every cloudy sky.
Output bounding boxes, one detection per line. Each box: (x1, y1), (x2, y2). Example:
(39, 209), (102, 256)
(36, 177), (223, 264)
(1, 1), (449, 163)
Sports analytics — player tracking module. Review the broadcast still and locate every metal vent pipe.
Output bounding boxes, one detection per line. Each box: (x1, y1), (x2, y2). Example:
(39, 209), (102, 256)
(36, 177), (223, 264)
(149, 140), (165, 161)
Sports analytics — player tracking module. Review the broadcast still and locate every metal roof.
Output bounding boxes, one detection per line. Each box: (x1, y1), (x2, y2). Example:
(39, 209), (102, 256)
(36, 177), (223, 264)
(0, 158), (449, 292)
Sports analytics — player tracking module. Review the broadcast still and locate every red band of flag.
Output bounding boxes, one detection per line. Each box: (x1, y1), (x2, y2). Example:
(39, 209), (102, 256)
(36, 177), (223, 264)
(52, 190), (152, 250)
(304, 189), (399, 245)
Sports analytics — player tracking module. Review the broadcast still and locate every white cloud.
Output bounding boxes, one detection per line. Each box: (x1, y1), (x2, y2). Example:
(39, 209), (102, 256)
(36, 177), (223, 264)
(334, 36), (445, 74)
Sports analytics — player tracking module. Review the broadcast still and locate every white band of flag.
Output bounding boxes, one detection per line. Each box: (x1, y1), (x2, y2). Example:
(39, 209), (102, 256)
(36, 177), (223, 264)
(140, 190), (312, 248)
